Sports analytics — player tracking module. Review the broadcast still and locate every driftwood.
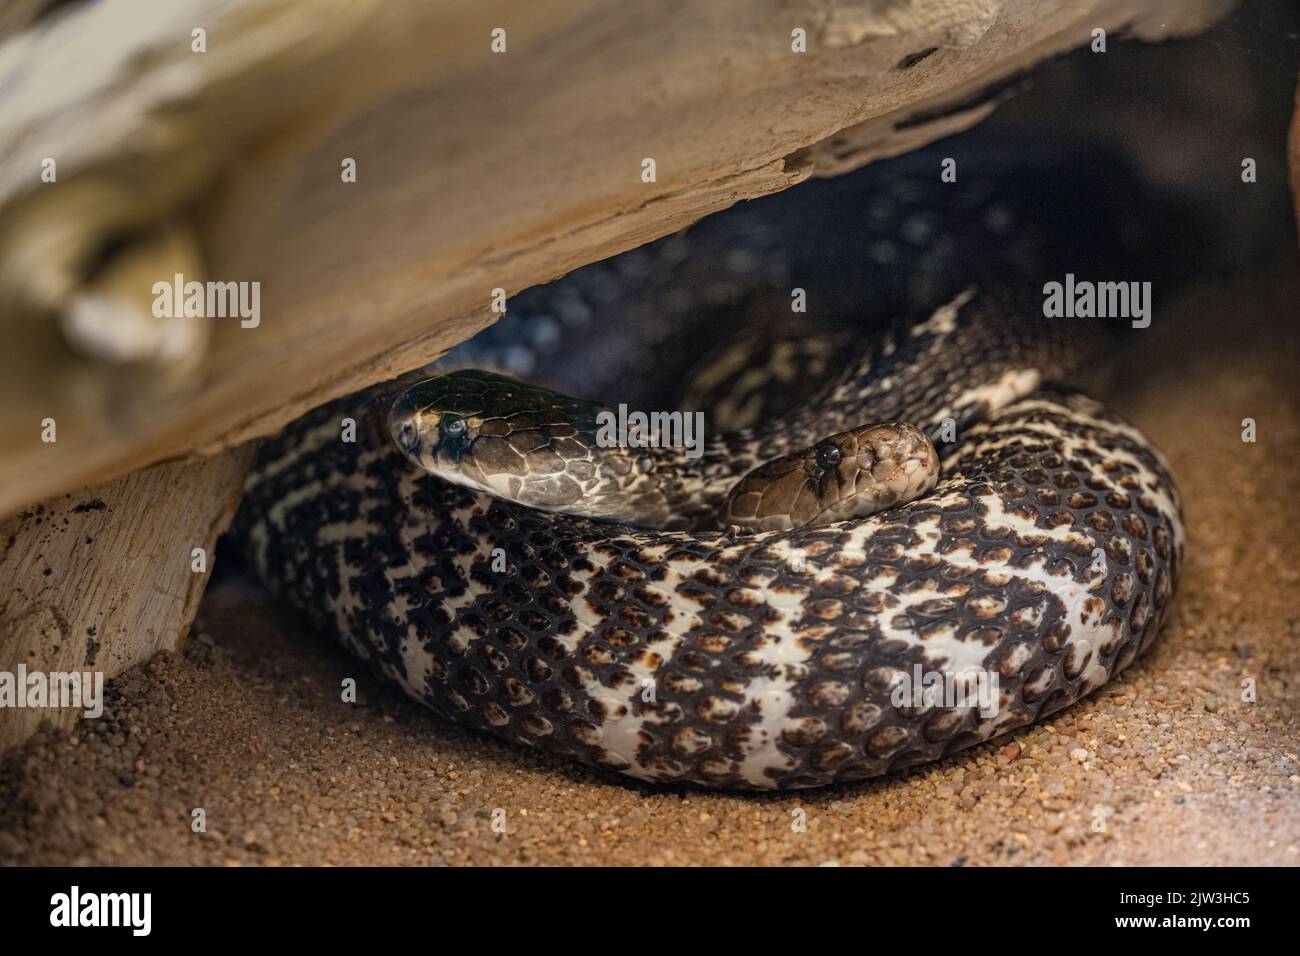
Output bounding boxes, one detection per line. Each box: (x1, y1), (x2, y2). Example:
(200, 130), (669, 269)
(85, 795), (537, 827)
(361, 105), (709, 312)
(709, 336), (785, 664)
(0, 0), (1236, 750)
(0, 446), (252, 750)
(0, 0), (1235, 517)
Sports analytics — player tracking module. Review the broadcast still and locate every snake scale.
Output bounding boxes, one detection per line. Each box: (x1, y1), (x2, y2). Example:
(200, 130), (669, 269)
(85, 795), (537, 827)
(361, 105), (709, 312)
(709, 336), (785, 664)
(233, 140), (1186, 789)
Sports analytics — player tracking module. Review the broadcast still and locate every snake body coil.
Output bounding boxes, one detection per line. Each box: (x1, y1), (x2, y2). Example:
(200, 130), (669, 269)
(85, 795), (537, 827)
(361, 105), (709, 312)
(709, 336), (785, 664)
(234, 145), (1185, 789)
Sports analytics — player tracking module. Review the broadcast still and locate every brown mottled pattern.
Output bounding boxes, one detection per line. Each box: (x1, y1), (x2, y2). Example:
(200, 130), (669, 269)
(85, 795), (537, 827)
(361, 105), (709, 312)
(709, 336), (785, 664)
(234, 379), (1181, 788)
(232, 145), (1188, 788)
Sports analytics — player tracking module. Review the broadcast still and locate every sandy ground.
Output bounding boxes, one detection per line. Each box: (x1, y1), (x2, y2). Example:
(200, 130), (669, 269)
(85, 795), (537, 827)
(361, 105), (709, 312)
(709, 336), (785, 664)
(0, 252), (1296, 866)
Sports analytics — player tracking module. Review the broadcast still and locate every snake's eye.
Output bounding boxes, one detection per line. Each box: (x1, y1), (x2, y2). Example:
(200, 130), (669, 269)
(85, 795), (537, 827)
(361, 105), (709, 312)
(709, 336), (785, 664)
(815, 443), (842, 471)
(442, 416), (467, 437)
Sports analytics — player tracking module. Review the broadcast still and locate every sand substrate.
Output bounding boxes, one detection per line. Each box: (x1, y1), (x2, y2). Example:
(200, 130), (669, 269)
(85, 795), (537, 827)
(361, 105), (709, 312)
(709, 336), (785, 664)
(1, 258), (1297, 866)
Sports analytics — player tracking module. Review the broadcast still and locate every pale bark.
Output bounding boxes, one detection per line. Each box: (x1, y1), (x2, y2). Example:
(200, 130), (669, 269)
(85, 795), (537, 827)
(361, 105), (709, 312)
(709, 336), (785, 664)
(0, 446), (253, 750)
(0, 0), (1235, 517)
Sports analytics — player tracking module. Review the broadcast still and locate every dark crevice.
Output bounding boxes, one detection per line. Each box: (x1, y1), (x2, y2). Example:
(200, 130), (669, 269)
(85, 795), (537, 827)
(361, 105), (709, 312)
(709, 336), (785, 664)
(894, 67), (1039, 130)
(897, 47), (939, 69)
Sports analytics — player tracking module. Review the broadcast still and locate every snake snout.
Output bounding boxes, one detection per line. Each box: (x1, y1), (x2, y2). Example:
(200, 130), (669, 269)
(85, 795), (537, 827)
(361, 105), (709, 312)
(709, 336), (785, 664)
(389, 392), (423, 463)
(850, 422), (938, 495)
(867, 422), (938, 474)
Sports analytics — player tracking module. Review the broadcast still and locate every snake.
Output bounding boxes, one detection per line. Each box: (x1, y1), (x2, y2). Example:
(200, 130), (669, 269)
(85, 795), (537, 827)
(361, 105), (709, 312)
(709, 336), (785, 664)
(232, 139), (1186, 789)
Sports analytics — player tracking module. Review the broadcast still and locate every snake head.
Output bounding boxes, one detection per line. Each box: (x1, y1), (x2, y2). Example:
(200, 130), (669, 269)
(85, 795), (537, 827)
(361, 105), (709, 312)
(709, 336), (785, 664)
(390, 373), (486, 473)
(720, 422), (939, 533)
(389, 369), (604, 500)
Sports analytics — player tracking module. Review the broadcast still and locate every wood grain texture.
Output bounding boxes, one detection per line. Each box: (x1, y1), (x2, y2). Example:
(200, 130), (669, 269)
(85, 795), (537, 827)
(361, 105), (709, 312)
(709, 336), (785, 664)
(0, 0), (1235, 517)
(0, 446), (253, 750)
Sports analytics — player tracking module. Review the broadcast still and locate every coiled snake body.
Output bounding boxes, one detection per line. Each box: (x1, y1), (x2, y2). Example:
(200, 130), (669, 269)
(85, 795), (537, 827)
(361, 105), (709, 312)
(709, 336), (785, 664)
(235, 144), (1185, 789)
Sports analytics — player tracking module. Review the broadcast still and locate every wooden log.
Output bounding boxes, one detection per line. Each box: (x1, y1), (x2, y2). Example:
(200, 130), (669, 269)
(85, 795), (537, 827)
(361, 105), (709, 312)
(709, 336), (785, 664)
(0, 0), (1235, 518)
(0, 446), (252, 751)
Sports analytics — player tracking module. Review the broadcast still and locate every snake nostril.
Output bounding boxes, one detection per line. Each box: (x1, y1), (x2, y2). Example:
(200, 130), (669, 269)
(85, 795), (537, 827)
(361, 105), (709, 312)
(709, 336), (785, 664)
(398, 422), (419, 454)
